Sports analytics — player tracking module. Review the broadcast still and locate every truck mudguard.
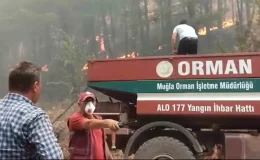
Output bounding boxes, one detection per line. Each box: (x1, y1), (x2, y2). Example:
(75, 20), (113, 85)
(124, 121), (203, 159)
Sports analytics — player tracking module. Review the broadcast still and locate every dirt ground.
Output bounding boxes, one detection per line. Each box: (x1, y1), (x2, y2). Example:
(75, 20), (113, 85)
(42, 100), (124, 159)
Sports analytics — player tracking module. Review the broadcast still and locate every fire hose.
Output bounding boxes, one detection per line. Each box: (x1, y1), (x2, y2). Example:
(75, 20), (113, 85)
(51, 87), (89, 140)
(51, 87), (90, 124)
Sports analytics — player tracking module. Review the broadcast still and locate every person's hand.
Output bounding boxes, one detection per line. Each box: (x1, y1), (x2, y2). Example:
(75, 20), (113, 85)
(171, 50), (177, 55)
(105, 119), (120, 132)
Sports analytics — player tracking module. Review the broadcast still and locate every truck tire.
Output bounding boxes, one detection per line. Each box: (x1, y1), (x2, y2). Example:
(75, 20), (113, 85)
(134, 136), (196, 159)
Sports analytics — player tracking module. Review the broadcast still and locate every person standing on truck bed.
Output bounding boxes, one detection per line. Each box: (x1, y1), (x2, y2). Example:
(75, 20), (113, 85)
(172, 19), (198, 55)
(68, 91), (119, 160)
(0, 61), (63, 159)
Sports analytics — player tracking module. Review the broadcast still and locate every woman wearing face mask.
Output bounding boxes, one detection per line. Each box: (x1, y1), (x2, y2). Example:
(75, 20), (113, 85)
(68, 91), (119, 160)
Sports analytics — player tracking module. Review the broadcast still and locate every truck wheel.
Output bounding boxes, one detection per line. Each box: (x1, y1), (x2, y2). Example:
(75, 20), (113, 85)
(134, 136), (196, 159)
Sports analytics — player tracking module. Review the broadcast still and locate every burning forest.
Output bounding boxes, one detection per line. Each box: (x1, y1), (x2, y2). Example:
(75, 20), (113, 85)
(0, 0), (259, 159)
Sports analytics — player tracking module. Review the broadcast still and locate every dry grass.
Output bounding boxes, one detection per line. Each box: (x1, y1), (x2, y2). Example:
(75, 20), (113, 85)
(40, 100), (124, 159)
(39, 100), (77, 158)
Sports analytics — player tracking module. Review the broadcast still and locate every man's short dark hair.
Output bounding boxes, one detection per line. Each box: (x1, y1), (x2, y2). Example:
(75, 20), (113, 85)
(179, 19), (188, 24)
(9, 61), (41, 93)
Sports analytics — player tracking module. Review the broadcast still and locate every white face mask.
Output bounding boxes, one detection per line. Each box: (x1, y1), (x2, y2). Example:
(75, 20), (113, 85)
(85, 101), (96, 114)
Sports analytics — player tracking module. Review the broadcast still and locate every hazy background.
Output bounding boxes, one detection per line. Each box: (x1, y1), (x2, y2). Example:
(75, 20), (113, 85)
(0, 0), (259, 105)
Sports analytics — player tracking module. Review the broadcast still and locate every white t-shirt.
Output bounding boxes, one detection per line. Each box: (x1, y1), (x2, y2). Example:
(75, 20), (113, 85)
(173, 24), (198, 40)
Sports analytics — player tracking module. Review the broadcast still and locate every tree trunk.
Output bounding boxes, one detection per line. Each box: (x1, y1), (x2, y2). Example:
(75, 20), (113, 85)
(110, 14), (116, 54)
(187, 0), (198, 31)
(100, 1), (114, 58)
(204, 0), (211, 48)
(87, 16), (98, 58)
(159, 0), (165, 43)
(223, 0), (227, 10)
(217, 0), (223, 29)
(143, 0), (150, 53)
(130, 0), (138, 52)
(44, 25), (52, 62)
(187, 0), (196, 20)
(108, 1), (116, 55)
(245, 0), (250, 23)
(236, 0), (244, 29)
(199, 0), (203, 15)
(136, 1), (145, 54)
(124, 3), (129, 55)
(232, 0), (235, 21)
(165, 0), (172, 52)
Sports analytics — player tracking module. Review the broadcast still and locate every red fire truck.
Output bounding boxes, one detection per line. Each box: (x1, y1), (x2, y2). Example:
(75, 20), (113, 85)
(87, 53), (260, 159)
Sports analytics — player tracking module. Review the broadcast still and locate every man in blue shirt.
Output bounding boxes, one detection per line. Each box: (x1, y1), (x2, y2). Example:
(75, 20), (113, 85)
(0, 62), (63, 159)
